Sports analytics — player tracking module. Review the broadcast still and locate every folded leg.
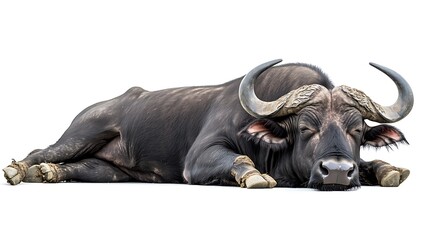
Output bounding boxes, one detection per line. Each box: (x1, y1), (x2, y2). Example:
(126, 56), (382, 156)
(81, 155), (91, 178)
(359, 159), (410, 187)
(23, 158), (133, 183)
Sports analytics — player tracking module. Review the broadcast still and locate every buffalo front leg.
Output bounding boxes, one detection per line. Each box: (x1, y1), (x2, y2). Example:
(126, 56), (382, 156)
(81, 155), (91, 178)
(359, 159), (410, 187)
(231, 156), (277, 188)
(184, 144), (276, 188)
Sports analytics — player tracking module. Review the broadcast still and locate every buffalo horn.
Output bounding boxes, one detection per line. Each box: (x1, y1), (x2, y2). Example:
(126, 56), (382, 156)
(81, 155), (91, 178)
(239, 59), (284, 118)
(239, 59), (323, 118)
(341, 63), (414, 123)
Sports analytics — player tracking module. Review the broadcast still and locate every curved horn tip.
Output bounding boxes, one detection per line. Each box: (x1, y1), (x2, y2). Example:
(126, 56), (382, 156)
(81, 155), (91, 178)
(268, 59), (283, 66)
(252, 59), (283, 70)
(368, 62), (398, 75)
(369, 62), (384, 70)
(367, 61), (414, 122)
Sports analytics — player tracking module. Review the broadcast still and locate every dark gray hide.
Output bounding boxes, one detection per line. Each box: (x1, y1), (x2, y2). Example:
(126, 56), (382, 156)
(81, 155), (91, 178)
(3, 59), (413, 191)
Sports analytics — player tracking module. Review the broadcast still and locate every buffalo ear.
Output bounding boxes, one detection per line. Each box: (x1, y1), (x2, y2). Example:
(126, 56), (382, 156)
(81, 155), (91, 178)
(239, 119), (289, 150)
(363, 124), (408, 148)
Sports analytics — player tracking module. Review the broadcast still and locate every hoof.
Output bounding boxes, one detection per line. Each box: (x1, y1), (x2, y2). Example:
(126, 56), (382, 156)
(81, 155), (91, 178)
(398, 168), (410, 184)
(261, 173), (277, 188)
(40, 163), (59, 183)
(23, 165), (44, 183)
(245, 173), (277, 188)
(380, 170), (400, 187)
(3, 161), (27, 185)
(3, 167), (21, 185)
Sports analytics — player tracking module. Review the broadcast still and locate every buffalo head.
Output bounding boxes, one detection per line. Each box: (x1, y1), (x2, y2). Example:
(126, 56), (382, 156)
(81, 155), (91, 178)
(239, 59), (413, 191)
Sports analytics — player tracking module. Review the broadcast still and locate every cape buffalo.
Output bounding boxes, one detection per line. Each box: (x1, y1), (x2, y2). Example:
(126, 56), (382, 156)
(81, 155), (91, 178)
(3, 59), (413, 191)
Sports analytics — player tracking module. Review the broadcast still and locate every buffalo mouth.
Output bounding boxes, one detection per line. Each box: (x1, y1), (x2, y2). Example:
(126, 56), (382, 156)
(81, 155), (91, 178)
(307, 172), (361, 191)
(307, 182), (361, 191)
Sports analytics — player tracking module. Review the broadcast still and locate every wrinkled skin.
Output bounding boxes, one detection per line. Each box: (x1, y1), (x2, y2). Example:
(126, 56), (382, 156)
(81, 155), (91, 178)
(3, 60), (412, 190)
(239, 88), (409, 190)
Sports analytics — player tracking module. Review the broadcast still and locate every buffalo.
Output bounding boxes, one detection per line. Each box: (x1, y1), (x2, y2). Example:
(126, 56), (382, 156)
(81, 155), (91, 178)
(3, 59), (413, 191)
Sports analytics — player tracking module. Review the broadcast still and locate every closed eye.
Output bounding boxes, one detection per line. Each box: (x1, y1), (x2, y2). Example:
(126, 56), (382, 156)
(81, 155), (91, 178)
(300, 126), (311, 134)
(348, 125), (363, 136)
(343, 110), (363, 136)
(298, 110), (320, 136)
(299, 125), (317, 138)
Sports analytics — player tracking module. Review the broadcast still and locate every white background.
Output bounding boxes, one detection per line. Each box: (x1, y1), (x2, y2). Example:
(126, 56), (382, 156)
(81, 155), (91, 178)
(0, 1), (427, 239)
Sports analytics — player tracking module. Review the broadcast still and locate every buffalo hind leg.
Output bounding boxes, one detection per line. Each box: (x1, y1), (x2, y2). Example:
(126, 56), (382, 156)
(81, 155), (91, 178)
(23, 158), (132, 183)
(3, 87), (145, 185)
(3, 132), (117, 185)
(359, 159), (410, 187)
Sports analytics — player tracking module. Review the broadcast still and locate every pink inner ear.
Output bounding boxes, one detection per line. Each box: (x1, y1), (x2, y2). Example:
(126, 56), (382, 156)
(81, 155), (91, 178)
(246, 121), (285, 145)
(364, 125), (406, 148)
(247, 121), (269, 134)
(384, 129), (403, 141)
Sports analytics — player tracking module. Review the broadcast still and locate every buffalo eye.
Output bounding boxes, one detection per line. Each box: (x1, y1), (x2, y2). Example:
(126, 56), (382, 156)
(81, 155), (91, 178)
(343, 112), (363, 138)
(346, 118), (363, 137)
(347, 127), (363, 142)
(351, 127), (362, 135)
(299, 125), (316, 138)
(298, 111), (320, 138)
(299, 126), (310, 134)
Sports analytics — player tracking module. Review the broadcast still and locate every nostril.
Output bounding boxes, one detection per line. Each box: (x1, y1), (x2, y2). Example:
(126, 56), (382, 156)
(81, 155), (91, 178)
(320, 161), (329, 176)
(347, 167), (355, 178)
